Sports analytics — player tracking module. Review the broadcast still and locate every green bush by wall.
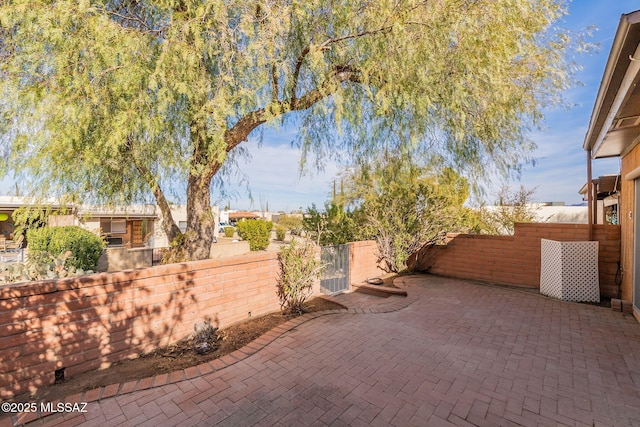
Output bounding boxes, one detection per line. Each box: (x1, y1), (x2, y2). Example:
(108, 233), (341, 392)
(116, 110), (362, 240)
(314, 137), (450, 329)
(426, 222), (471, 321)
(223, 226), (235, 238)
(27, 226), (105, 271)
(236, 220), (273, 251)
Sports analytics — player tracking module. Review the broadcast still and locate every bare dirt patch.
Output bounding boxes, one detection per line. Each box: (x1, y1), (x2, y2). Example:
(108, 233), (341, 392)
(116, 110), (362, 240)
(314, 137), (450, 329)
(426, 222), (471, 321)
(11, 297), (344, 405)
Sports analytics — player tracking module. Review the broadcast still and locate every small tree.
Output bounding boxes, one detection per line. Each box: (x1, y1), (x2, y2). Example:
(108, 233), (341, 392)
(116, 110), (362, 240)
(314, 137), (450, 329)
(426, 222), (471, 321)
(11, 206), (51, 244)
(480, 186), (540, 235)
(302, 202), (357, 246)
(276, 240), (324, 315)
(341, 154), (480, 273)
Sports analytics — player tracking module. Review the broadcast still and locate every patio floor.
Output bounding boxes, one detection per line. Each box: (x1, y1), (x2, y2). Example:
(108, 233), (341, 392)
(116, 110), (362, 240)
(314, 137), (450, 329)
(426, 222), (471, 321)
(12, 274), (640, 426)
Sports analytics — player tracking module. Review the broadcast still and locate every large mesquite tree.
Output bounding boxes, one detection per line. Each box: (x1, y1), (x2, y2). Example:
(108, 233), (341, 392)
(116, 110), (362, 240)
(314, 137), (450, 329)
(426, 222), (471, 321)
(0, 0), (579, 260)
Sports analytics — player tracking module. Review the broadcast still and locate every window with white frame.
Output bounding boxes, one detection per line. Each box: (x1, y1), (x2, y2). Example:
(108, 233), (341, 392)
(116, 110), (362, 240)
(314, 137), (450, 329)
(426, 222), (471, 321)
(100, 219), (127, 234)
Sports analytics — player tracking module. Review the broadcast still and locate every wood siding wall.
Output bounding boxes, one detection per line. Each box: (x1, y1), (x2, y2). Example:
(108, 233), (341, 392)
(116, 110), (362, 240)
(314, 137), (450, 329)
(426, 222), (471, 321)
(621, 143), (640, 301)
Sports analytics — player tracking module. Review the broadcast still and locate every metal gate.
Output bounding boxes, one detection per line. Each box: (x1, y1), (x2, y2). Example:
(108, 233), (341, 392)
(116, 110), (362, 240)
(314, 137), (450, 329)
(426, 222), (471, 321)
(320, 244), (350, 295)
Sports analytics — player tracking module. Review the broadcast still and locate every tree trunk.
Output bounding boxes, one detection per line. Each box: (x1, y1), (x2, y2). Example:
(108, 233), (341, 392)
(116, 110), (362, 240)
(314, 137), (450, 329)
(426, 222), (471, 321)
(184, 174), (216, 260)
(154, 186), (182, 244)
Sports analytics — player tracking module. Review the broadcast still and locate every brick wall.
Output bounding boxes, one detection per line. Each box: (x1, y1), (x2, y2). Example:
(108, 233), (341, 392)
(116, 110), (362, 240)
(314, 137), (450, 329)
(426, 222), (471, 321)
(412, 223), (621, 297)
(0, 241), (379, 399)
(349, 240), (385, 285)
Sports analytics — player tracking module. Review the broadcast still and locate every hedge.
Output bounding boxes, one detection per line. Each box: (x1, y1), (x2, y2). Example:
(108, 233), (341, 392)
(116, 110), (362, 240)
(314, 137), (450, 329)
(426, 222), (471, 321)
(27, 226), (105, 271)
(236, 220), (273, 251)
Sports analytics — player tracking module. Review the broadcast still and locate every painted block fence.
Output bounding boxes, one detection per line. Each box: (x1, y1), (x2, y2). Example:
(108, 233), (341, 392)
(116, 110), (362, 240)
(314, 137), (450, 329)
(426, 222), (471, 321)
(412, 223), (621, 298)
(0, 241), (382, 399)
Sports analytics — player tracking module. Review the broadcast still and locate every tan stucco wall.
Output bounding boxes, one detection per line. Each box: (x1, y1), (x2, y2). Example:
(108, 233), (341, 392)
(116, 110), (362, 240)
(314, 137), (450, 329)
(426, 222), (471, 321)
(97, 247), (154, 272)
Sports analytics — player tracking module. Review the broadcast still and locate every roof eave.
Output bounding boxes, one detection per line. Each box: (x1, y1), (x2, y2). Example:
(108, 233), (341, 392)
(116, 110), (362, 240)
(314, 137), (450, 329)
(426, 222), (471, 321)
(583, 10), (640, 156)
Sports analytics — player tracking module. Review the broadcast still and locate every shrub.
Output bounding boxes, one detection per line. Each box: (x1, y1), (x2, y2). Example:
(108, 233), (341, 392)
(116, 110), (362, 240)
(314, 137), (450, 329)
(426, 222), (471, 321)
(236, 220), (272, 251)
(161, 232), (189, 265)
(277, 215), (303, 235)
(276, 240), (324, 314)
(223, 226), (235, 238)
(27, 226), (105, 271)
(10, 206), (51, 243)
(275, 225), (287, 241)
(0, 251), (86, 284)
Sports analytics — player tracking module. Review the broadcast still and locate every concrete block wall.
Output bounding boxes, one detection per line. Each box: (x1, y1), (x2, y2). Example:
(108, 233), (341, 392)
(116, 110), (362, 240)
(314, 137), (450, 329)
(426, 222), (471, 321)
(413, 223), (621, 297)
(98, 247), (154, 272)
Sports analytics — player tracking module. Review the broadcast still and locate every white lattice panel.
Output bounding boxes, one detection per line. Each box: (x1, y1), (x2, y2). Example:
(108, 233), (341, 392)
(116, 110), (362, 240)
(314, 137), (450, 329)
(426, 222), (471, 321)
(540, 239), (599, 303)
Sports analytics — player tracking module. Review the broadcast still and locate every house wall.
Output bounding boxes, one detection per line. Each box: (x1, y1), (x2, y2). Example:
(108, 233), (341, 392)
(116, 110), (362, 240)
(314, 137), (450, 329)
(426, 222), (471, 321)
(80, 218), (101, 234)
(412, 223), (621, 297)
(621, 144), (640, 302)
(0, 241), (377, 399)
(47, 215), (76, 227)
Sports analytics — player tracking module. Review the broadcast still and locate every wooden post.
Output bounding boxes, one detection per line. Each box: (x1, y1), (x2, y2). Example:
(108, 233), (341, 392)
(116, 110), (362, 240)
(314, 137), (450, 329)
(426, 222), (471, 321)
(587, 149), (594, 241)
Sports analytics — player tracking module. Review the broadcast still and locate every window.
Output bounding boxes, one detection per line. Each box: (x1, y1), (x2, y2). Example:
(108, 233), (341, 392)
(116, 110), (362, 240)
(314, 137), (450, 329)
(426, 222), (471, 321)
(100, 219), (127, 235)
(111, 220), (126, 234)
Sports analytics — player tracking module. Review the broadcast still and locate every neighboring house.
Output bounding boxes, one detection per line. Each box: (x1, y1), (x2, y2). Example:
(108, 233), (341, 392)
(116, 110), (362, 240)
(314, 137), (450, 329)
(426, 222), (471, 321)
(0, 196), (220, 250)
(583, 9), (640, 321)
(534, 203), (589, 224)
(0, 196), (72, 241)
(578, 174), (621, 225)
(77, 204), (157, 248)
(480, 203), (588, 231)
(227, 210), (260, 224)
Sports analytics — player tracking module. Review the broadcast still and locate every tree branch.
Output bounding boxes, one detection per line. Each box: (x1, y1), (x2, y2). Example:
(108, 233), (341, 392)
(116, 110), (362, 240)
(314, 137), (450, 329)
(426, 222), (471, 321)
(125, 137), (181, 242)
(291, 25), (392, 104)
(291, 46), (310, 103)
(317, 26), (394, 50)
(271, 64), (279, 103)
(226, 64), (361, 152)
(99, 5), (167, 35)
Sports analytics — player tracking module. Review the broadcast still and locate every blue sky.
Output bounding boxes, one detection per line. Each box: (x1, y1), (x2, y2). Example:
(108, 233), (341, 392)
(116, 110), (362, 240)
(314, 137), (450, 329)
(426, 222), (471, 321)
(2, 1), (638, 212)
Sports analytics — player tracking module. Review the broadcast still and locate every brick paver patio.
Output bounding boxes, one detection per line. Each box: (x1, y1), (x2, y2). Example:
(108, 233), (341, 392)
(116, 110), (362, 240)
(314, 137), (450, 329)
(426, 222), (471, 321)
(10, 275), (640, 426)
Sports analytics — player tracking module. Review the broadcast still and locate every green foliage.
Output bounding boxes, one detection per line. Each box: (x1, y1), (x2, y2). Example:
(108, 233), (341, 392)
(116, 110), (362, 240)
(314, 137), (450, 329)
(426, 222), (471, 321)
(0, 0), (585, 260)
(0, 251), (92, 284)
(27, 226), (105, 271)
(236, 220), (273, 251)
(223, 226), (236, 238)
(276, 240), (324, 315)
(275, 225), (287, 242)
(479, 185), (540, 235)
(11, 206), (50, 242)
(277, 215), (303, 235)
(341, 153), (480, 273)
(303, 202), (357, 246)
(161, 232), (190, 265)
